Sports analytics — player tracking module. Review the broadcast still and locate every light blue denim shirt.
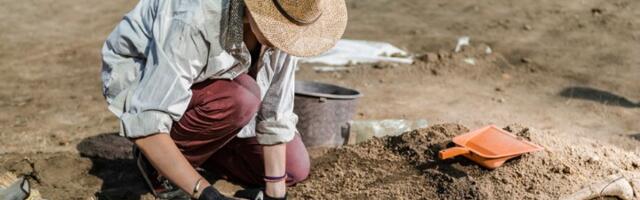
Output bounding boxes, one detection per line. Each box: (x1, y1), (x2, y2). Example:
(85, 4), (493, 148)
(101, 0), (297, 145)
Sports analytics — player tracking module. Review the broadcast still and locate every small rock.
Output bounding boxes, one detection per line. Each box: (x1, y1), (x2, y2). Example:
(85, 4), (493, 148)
(586, 155), (601, 163)
(516, 128), (531, 140)
(562, 165), (572, 174)
(58, 141), (69, 146)
(430, 69), (439, 76)
(390, 52), (406, 58)
(495, 87), (503, 92)
(485, 46), (493, 54)
(463, 58), (476, 65)
(632, 162), (639, 168)
(523, 24), (532, 31)
(373, 62), (397, 69)
(418, 53), (439, 63)
(437, 51), (450, 59)
(591, 8), (603, 15)
(526, 185), (535, 192)
(521, 57), (532, 64)
(492, 97), (506, 103)
(345, 60), (356, 66)
(550, 165), (569, 174)
(454, 36), (470, 52)
(467, 176), (475, 182)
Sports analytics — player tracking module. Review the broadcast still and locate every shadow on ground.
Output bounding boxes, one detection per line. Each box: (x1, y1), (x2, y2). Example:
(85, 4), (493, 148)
(559, 86), (638, 108)
(631, 133), (640, 142)
(76, 133), (149, 200)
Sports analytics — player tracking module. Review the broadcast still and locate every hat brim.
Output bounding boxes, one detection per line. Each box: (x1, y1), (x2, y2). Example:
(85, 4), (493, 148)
(245, 0), (347, 57)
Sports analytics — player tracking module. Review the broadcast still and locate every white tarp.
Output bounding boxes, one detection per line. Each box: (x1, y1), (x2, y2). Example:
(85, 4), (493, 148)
(300, 39), (413, 65)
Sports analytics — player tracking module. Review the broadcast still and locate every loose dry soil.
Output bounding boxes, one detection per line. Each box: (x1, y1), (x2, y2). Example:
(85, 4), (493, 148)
(289, 124), (640, 199)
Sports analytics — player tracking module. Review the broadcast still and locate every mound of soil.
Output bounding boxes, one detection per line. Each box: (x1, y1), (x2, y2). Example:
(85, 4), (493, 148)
(290, 124), (640, 199)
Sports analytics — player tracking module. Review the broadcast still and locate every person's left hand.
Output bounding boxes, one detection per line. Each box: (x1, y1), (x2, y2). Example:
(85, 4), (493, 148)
(197, 186), (233, 200)
(234, 188), (287, 200)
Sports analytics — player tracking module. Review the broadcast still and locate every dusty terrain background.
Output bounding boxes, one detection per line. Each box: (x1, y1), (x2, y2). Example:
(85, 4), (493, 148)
(0, 0), (638, 199)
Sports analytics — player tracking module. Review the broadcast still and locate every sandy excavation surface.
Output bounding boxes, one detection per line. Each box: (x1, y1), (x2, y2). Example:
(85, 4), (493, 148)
(289, 124), (640, 199)
(0, 0), (639, 199)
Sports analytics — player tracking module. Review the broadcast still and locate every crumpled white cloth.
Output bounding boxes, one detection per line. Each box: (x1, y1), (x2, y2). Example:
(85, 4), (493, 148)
(300, 39), (413, 65)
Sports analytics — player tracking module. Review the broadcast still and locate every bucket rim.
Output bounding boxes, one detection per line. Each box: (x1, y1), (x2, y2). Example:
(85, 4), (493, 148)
(295, 80), (363, 100)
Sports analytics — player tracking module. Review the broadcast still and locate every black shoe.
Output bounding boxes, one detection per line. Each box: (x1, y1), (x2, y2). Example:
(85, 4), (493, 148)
(134, 147), (191, 200)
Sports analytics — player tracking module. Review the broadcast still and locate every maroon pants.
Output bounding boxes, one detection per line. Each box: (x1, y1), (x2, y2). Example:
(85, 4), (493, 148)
(170, 74), (310, 186)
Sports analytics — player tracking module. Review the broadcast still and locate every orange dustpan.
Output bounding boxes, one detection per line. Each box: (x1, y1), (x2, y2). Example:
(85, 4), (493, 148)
(438, 125), (544, 169)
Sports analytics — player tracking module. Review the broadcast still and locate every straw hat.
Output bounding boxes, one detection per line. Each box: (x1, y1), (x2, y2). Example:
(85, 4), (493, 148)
(245, 0), (348, 57)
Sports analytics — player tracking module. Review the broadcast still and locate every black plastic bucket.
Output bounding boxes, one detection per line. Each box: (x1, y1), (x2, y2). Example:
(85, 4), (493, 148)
(294, 81), (362, 148)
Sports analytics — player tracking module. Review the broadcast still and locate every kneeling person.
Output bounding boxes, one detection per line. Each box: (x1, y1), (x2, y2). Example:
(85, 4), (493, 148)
(100, 0), (347, 199)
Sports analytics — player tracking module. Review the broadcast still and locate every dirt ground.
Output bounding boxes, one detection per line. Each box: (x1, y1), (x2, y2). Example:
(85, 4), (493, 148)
(0, 0), (639, 199)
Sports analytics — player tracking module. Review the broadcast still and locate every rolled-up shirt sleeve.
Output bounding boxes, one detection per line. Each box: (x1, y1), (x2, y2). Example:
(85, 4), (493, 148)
(255, 50), (299, 145)
(119, 17), (209, 138)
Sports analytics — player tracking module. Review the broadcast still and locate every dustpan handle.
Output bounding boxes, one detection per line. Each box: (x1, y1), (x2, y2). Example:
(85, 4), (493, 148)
(439, 147), (470, 160)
